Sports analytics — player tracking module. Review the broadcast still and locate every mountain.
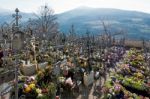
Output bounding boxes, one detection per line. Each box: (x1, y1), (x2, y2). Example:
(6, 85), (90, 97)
(0, 7), (150, 40)
(0, 8), (34, 24)
(57, 7), (150, 40)
(0, 8), (12, 14)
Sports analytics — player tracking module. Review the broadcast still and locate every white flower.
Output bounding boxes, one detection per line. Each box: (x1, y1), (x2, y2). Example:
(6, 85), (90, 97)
(36, 88), (42, 94)
(38, 93), (43, 97)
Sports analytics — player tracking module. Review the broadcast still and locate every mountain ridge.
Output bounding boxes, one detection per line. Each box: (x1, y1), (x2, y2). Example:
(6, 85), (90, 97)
(0, 7), (150, 40)
(57, 7), (150, 40)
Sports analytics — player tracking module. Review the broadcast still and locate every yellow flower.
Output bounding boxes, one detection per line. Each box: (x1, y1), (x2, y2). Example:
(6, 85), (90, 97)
(24, 86), (31, 93)
(29, 83), (35, 89)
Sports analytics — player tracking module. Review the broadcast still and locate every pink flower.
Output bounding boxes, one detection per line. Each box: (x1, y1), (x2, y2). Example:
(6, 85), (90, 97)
(24, 84), (28, 88)
(65, 77), (73, 86)
(114, 84), (121, 92)
(29, 76), (35, 81)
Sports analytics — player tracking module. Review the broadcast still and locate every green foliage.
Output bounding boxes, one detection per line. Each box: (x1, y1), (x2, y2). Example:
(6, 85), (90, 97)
(115, 74), (124, 81)
(30, 88), (38, 97)
(48, 82), (56, 94)
(47, 82), (56, 98)
(37, 94), (49, 99)
(122, 78), (147, 91)
(41, 81), (47, 88)
(105, 80), (113, 89)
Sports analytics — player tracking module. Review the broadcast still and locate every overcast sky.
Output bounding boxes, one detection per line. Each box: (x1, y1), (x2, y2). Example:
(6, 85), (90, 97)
(0, 0), (150, 14)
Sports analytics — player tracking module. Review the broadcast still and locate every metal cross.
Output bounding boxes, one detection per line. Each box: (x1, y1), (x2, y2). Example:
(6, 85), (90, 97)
(12, 8), (22, 32)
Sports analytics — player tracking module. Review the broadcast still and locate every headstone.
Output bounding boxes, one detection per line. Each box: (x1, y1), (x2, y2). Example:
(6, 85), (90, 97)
(53, 61), (61, 76)
(53, 65), (60, 76)
(12, 31), (25, 50)
(38, 62), (48, 70)
(21, 64), (36, 76)
(83, 71), (94, 86)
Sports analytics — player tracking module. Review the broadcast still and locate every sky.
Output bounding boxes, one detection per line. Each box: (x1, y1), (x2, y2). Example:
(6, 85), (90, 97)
(0, 0), (150, 14)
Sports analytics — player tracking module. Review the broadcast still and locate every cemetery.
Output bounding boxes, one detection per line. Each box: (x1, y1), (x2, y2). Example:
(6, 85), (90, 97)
(0, 4), (150, 99)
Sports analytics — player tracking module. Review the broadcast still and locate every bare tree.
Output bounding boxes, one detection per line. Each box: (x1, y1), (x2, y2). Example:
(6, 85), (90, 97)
(1, 22), (9, 37)
(100, 19), (126, 47)
(57, 33), (66, 45)
(32, 4), (59, 41)
(68, 24), (76, 43)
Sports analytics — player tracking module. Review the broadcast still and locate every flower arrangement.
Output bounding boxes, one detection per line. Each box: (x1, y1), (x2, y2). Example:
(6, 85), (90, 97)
(134, 72), (144, 79)
(114, 84), (122, 94)
(102, 48), (150, 98)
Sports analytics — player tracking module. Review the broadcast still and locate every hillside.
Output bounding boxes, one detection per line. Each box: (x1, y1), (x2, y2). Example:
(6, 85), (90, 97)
(0, 7), (150, 40)
(57, 7), (150, 40)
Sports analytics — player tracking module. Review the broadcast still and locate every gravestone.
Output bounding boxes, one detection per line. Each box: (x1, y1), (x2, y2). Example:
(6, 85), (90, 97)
(53, 61), (61, 76)
(21, 63), (36, 76)
(12, 31), (25, 50)
(83, 71), (94, 86)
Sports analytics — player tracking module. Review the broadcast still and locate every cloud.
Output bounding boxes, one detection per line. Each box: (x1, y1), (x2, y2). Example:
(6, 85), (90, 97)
(0, 0), (150, 14)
